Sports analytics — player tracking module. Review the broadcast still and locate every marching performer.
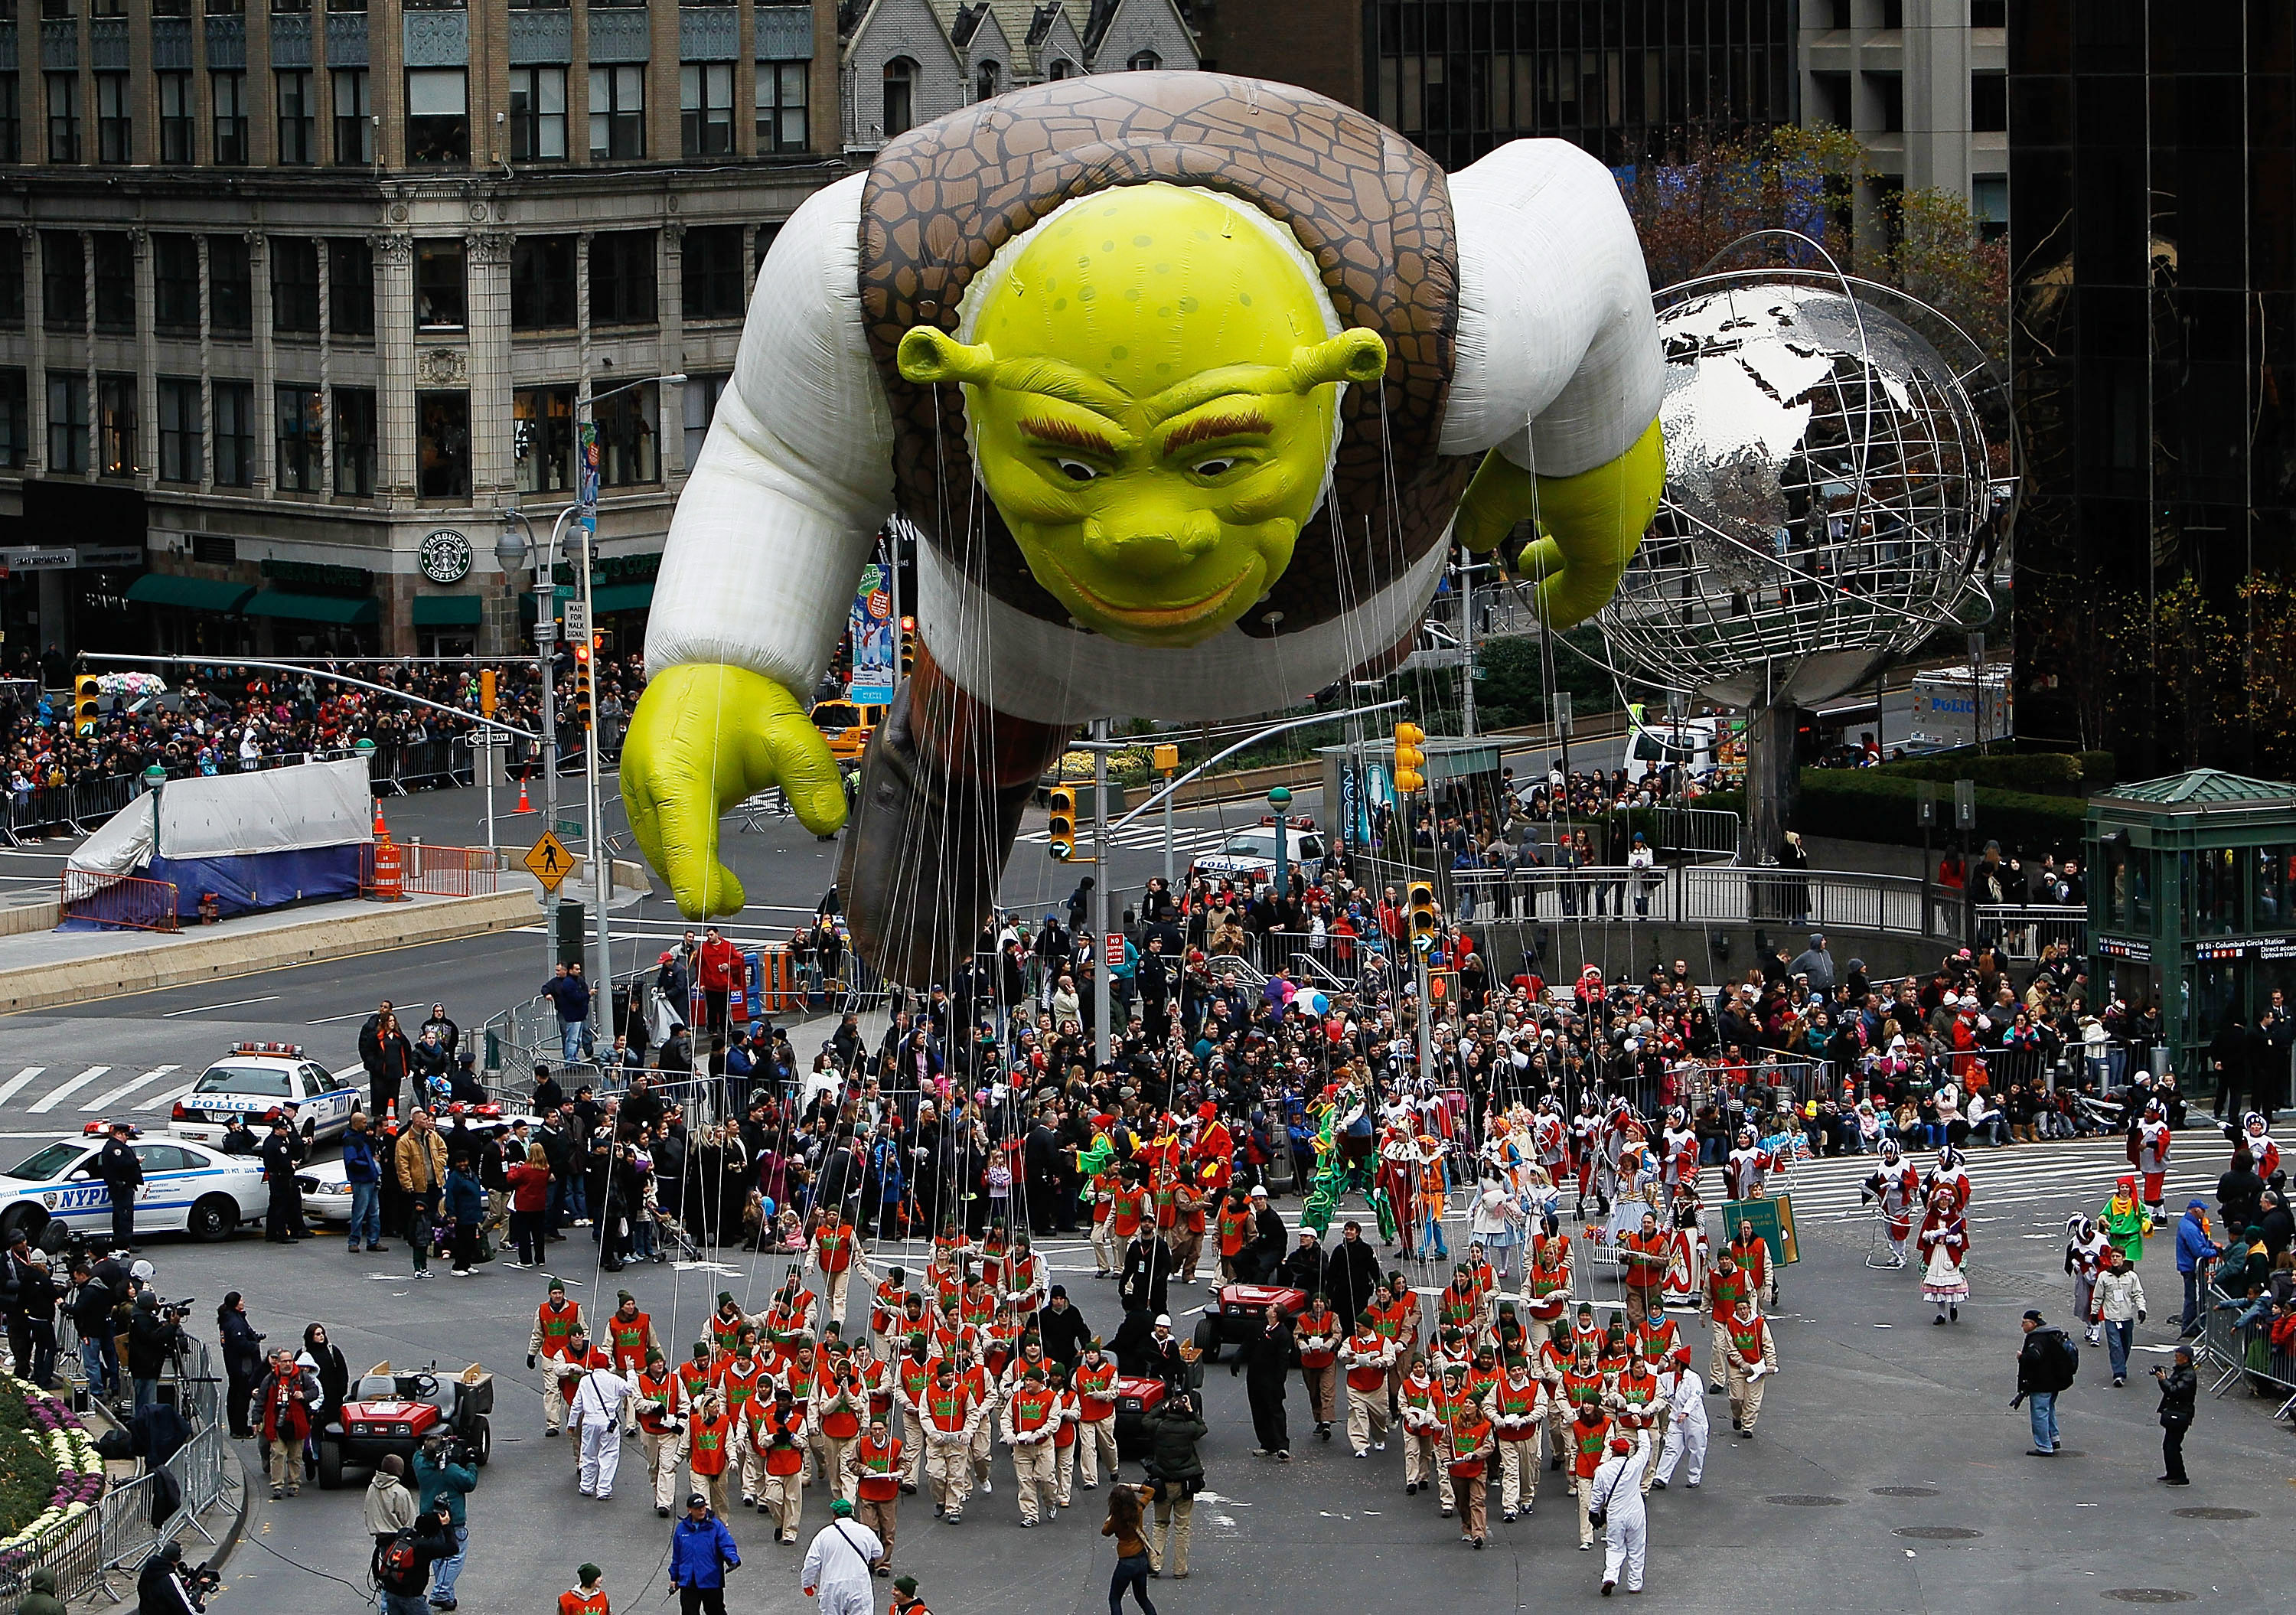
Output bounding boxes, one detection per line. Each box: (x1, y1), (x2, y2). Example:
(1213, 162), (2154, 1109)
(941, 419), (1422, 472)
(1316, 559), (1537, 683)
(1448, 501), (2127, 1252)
(2064, 1215), (2109, 1346)
(1397, 1353), (1442, 1499)
(871, 1266), (916, 1359)
(1924, 1147), (1972, 1215)
(1724, 1127), (1774, 1201)
(1619, 1211), (1671, 1330)
(2232, 1111), (2281, 1181)
(919, 1356), (980, 1523)
(1295, 1293), (1343, 1441)
(1702, 1249), (1748, 1395)
(1916, 1188), (1971, 1325)
(1861, 1142), (1919, 1268)
(685, 1392), (735, 1515)
(1571, 1096), (1605, 1218)
(1003, 1365), (1065, 1526)
(1728, 1219), (1779, 1310)
(1440, 1377), (1495, 1548)
(1533, 1097), (1573, 1198)
(1342, 1310), (1395, 1457)
(2099, 1176), (2149, 1265)
(1651, 1361), (1706, 1490)
(809, 1206), (863, 1326)
(1659, 1109), (1700, 1214)
(1491, 1353), (1547, 1521)
(565, 1330), (631, 1501)
(603, 1291), (659, 1385)
(1565, 1398), (1615, 1552)
(811, 1350), (866, 1505)
(1717, 1300), (1777, 1437)
(1522, 1218), (1574, 1356)
(748, 1384), (809, 1544)
(632, 1347), (691, 1518)
(527, 1277), (588, 1437)
(1072, 1339), (1120, 1489)
(2128, 1100), (2174, 1219)
(844, 1413), (904, 1564)
(1591, 1431), (1652, 1596)
(1660, 1183), (1710, 1308)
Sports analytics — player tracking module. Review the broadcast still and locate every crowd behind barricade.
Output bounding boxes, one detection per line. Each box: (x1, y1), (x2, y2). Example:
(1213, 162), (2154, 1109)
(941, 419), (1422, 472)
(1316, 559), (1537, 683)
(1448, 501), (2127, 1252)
(0, 646), (645, 807)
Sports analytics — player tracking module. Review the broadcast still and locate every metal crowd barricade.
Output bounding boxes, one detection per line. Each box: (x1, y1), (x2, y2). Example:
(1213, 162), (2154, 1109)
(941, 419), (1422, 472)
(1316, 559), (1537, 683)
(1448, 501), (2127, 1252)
(1975, 902), (2089, 962)
(58, 869), (181, 932)
(2198, 1278), (2296, 1417)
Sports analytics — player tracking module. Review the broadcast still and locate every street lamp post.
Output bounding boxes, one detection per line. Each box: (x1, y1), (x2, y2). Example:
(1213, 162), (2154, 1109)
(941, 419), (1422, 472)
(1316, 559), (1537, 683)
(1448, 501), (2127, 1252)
(1268, 785), (1293, 905)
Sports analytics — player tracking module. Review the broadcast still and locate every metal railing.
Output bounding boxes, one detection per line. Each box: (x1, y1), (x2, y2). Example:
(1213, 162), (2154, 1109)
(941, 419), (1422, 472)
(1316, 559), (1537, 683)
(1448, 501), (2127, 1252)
(1653, 806), (1742, 862)
(1975, 902), (2089, 961)
(360, 840), (507, 899)
(2199, 1276), (2296, 1421)
(57, 869), (181, 932)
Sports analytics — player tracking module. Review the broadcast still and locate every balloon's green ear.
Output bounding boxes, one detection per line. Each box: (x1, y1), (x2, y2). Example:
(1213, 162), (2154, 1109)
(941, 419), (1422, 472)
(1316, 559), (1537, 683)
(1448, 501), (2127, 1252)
(898, 327), (998, 387)
(1287, 328), (1388, 392)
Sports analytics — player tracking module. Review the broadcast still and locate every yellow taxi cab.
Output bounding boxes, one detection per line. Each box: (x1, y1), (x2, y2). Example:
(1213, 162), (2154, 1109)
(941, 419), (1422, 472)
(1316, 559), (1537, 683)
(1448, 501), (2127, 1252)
(810, 700), (886, 761)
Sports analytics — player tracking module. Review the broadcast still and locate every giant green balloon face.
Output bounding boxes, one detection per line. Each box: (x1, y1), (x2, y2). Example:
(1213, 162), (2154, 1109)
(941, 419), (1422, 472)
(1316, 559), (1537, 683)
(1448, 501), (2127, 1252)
(898, 183), (1387, 648)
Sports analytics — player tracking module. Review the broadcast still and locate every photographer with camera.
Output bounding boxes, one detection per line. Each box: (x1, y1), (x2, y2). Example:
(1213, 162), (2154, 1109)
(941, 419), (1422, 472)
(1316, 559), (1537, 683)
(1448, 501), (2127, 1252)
(373, 1504), (459, 1615)
(413, 1425), (478, 1610)
(127, 1290), (189, 1416)
(65, 1254), (121, 1400)
(255, 1348), (319, 1499)
(135, 1541), (218, 1614)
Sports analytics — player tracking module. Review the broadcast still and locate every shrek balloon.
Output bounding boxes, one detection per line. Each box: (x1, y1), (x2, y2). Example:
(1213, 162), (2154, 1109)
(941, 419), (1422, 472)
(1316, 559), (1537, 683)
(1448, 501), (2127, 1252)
(625, 73), (1665, 984)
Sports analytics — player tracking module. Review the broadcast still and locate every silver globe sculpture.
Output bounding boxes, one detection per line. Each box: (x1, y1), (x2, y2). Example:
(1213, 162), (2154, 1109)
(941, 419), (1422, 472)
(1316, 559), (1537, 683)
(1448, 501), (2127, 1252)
(1597, 267), (2008, 708)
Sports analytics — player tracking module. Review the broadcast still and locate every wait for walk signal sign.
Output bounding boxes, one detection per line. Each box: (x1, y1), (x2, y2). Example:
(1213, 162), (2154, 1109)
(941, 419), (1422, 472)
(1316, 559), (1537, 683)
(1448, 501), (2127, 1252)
(524, 830), (574, 892)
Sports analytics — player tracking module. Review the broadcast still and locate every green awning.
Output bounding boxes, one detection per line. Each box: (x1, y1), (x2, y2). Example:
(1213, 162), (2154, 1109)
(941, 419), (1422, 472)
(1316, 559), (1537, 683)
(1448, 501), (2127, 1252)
(591, 582), (654, 614)
(411, 594), (484, 627)
(243, 589), (380, 625)
(126, 573), (256, 613)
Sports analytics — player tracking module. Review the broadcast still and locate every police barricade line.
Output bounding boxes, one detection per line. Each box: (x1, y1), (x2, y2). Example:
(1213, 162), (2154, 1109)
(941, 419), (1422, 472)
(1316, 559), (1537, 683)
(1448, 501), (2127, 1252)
(2199, 1279), (2296, 1410)
(1974, 903), (2088, 963)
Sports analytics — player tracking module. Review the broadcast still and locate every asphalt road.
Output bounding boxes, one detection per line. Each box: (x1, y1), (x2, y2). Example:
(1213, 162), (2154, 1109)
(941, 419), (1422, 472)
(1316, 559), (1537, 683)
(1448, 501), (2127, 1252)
(88, 1132), (2296, 1615)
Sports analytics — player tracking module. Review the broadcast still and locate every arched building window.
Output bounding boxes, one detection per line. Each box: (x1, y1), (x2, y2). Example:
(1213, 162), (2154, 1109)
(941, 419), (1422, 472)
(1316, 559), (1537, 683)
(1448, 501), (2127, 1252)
(882, 57), (916, 139)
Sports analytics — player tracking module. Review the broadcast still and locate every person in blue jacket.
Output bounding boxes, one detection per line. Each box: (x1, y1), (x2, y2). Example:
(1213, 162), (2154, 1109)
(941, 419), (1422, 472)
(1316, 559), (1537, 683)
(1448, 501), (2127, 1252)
(342, 1112), (386, 1254)
(2174, 1199), (2226, 1337)
(441, 1157), (488, 1277)
(670, 1491), (740, 1615)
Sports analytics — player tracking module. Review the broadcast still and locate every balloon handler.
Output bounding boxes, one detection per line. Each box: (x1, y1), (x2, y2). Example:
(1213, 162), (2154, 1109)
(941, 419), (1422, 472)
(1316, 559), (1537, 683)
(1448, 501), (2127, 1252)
(621, 73), (1665, 984)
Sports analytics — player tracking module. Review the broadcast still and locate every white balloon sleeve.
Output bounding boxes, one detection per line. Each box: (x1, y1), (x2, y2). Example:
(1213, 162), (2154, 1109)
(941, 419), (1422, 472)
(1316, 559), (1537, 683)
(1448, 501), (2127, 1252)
(1439, 138), (1663, 478)
(644, 172), (895, 688)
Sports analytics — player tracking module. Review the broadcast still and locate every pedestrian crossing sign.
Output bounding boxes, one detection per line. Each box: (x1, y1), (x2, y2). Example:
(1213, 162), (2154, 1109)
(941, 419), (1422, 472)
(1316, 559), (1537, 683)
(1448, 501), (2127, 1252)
(524, 830), (574, 892)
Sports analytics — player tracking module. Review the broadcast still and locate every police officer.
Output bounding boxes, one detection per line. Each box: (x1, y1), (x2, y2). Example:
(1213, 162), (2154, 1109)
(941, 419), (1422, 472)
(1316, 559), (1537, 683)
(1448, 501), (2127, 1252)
(95, 1121), (142, 1254)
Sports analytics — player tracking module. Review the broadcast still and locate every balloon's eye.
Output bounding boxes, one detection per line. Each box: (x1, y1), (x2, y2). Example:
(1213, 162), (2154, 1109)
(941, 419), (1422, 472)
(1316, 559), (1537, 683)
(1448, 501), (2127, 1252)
(1055, 459), (1100, 483)
(1192, 458), (1238, 478)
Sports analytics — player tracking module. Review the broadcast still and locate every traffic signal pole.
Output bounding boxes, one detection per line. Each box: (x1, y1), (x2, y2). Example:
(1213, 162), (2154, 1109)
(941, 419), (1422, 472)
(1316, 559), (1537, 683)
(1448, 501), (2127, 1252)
(1415, 941), (1433, 1087)
(1093, 717), (1113, 1070)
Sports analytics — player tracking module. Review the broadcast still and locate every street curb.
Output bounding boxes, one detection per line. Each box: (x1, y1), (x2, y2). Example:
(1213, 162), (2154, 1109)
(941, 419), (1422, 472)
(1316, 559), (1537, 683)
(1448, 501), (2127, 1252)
(192, 1437), (257, 1582)
(0, 889), (540, 1015)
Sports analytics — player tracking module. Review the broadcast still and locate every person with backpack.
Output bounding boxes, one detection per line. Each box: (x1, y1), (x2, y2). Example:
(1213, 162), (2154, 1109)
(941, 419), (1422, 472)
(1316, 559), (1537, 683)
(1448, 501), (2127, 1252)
(2011, 1308), (2077, 1457)
(372, 1506), (457, 1615)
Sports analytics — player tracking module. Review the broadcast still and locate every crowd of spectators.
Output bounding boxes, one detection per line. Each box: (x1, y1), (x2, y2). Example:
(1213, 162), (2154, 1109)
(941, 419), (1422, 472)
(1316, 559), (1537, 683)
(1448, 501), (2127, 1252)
(0, 646), (645, 806)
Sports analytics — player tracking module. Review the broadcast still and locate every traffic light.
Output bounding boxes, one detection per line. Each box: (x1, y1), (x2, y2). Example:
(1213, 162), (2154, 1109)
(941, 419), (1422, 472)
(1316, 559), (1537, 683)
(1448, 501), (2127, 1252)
(73, 675), (99, 736)
(1393, 721), (1426, 794)
(478, 669), (497, 717)
(572, 637), (594, 730)
(1407, 881), (1437, 948)
(899, 615), (917, 677)
(1046, 785), (1077, 862)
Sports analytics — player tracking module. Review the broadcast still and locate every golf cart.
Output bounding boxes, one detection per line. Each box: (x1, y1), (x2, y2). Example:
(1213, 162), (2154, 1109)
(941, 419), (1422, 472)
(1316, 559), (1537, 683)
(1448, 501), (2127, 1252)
(1188, 1281), (1308, 1364)
(315, 1361), (494, 1489)
(1112, 1375), (1169, 1459)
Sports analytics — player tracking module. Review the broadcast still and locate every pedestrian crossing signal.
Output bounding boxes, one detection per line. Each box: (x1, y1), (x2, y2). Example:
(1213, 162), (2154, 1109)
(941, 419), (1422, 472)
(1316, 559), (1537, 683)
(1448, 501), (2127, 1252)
(1046, 785), (1077, 861)
(479, 668), (497, 717)
(1393, 721), (1426, 794)
(73, 674), (99, 736)
(1407, 880), (1437, 946)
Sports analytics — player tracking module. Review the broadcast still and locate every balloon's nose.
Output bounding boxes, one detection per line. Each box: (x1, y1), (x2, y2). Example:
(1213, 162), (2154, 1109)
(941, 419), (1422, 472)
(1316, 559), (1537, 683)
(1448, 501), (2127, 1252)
(1081, 511), (1221, 578)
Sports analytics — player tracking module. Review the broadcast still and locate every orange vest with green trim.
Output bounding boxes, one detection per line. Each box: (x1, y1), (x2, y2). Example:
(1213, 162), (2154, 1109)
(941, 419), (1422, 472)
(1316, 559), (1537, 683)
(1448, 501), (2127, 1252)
(853, 1433), (903, 1501)
(1075, 1359), (1118, 1421)
(1007, 1384), (1060, 1441)
(1217, 1202), (1251, 1257)
(1570, 1414), (1612, 1479)
(752, 1405), (807, 1474)
(608, 1310), (652, 1370)
(559, 1591), (609, 1615)
(924, 1379), (974, 1436)
(814, 1222), (856, 1273)
(689, 1412), (732, 1476)
(635, 1367), (683, 1435)
(536, 1299), (582, 1357)
(717, 1356), (765, 1420)
(817, 1366), (862, 1439)
(709, 1310), (748, 1353)
(1494, 1375), (1541, 1440)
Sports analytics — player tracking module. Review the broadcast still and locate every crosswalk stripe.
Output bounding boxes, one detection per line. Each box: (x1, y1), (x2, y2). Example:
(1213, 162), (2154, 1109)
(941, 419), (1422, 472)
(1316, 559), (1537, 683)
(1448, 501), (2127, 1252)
(82, 1066), (180, 1112)
(1733, 1136), (2227, 1233)
(0, 1069), (44, 1108)
(139, 1082), (201, 1113)
(29, 1066), (109, 1114)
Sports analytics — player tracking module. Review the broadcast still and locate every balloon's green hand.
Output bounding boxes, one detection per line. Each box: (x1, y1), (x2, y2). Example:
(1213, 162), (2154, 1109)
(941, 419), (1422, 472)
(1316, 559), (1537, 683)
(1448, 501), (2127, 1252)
(619, 664), (847, 918)
(1452, 417), (1666, 630)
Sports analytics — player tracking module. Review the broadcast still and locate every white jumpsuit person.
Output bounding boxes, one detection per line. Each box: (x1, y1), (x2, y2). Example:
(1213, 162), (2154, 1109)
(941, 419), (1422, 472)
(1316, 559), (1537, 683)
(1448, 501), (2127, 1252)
(1652, 1368), (1706, 1489)
(1591, 1431), (1650, 1594)
(799, 1511), (883, 1615)
(572, 1364), (632, 1499)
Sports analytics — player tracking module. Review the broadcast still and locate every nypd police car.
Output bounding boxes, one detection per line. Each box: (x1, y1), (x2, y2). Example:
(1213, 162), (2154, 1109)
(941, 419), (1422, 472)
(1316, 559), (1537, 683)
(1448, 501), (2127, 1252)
(168, 1042), (363, 1147)
(0, 1128), (268, 1245)
(1186, 816), (1327, 889)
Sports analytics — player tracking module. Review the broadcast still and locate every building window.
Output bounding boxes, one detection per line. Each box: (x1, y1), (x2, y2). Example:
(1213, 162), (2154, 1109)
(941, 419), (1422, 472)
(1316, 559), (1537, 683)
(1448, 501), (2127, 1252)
(151, 0), (192, 13)
(1811, 71), (1849, 129)
(154, 236), (200, 334)
(272, 237), (320, 334)
(680, 225), (742, 321)
(406, 68), (468, 164)
(510, 234), (575, 329)
(974, 59), (999, 103)
(507, 0), (569, 8)
(595, 380), (657, 487)
(157, 71), (193, 162)
(882, 58), (914, 141)
(1971, 71), (2006, 135)
(683, 372), (726, 467)
(157, 377), (201, 483)
(680, 63), (732, 156)
(1864, 71), (1903, 135)
(0, 76), (18, 164)
(1970, 0), (2004, 25)
(47, 375), (87, 473)
(0, 372), (27, 469)
(332, 67), (370, 163)
(588, 230), (655, 327)
(92, 233), (132, 333)
(328, 237), (373, 337)
(512, 384), (573, 494)
(756, 60), (806, 151)
(270, 0), (310, 11)
(41, 232), (83, 331)
(589, 64), (644, 160)
(212, 380), (254, 487)
(1128, 51), (1159, 70)
(95, 72), (130, 163)
(45, 73), (80, 162)
(334, 385), (376, 493)
(97, 374), (135, 478)
(418, 390), (470, 499)
(276, 70), (315, 164)
(1880, 0), (1904, 28)
(507, 65), (565, 162)
(415, 238), (465, 330)
(0, 247), (21, 327)
(211, 71), (248, 165)
(209, 235), (253, 333)
(1047, 59), (1076, 80)
(1972, 173), (2008, 242)
(276, 385), (321, 491)
(204, 0), (246, 12)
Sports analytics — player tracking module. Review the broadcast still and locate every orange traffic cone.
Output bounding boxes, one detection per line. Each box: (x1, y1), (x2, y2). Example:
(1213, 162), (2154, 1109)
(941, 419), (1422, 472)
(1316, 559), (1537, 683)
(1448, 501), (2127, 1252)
(514, 780), (533, 814)
(372, 799), (388, 837)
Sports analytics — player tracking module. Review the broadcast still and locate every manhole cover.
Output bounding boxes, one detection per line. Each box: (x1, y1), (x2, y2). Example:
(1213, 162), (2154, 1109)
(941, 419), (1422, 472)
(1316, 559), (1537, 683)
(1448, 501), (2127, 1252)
(2102, 1593), (2195, 1605)
(1894, 1526), (1983, 1541)
(2171, 1506), (2254, 1521)
(1766, 1494), (1848, 1506)
(1870, 1486), (1939, 1498)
